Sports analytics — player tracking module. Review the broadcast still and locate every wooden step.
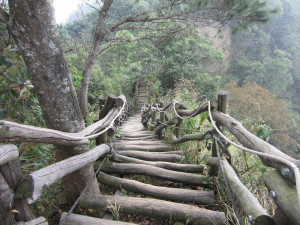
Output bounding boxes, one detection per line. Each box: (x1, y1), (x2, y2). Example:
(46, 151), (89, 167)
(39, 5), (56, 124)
(60, 213), (136, 224)
(112, 154), (203, 173)
(97, 162), (209, 186)
(80, 194), (226, 224)
(116, 150), (182, 162)
(115, 144), (174, 152)
(98, 172), (215, 205)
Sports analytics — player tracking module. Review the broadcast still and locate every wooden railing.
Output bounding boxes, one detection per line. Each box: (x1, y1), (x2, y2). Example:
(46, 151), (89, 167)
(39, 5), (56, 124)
(141, 91), (300, 225)
(0, 80), (140, 224)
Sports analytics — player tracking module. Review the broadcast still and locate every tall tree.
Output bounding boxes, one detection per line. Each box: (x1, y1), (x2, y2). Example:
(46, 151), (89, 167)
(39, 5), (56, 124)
(5, 0), (100, 204)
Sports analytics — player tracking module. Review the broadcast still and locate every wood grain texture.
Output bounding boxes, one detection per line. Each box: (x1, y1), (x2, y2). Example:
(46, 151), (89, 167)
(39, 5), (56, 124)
(112, 153), (203, 173)
(264, 170), (300, 225)
(80, 193), (226, 225)
(60, 213), (136, 225)
(15, 145), (110, 203)
(0, 144), (19, 166)
(97, 162), (209, 186)
(98, 172), (215, 204)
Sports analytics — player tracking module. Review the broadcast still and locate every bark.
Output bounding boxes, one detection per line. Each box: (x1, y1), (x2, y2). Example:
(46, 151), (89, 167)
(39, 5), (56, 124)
(264, 170), (300, 225)
(60, 212), (136, 225)
(0, 172), (15, 225)
(8, 0), (100, 203)
(14, 217), (47, 225)
(80, 193), (226, 225)
(116, 150), (182, 162)
(172, 130), (212, 144)
(97, 162), (209, 186)
(212, 112), (300, 178)
(111, 153), (203, 173)
(98, 172), (214, 204)
(0, 144), (19, 166)
(0, 160), (34, 222)
(219, 158), (273, 224)
(115, 144), (174, 152)
(79, 0), (114, 116)
(15, 145), (110, 204)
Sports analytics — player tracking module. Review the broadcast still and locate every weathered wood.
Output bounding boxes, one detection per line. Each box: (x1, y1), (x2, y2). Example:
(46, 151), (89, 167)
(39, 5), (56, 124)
(272, 209), (295, 225)
(176, 102), (208, 117)
(111, 154), (203, 173)
(98, 172), (214, 204)
(172, 131), (212, 144)
(0, 173), (14, 210)
(0, 144), (19, 166)
(14, 217), (48, 225)
(115, 144), (173, 152)
(0, 160), (34, 222)
(174, 118), (183, 138)
(97, 162), (209, 186)
(60, 213), (135, 225)
(217, 91), (228, 115)
(121, 132), (153, 138)
(0, 121), (89, 145)
(0, 172), (15, 225)
(219, 158), (273, 224)
(115, 140), (168, 146)
(98, 94), (117, 120)
(15, 144), (111, 204)
(264, 170), (300, 225)
(209, 140), (218, 177)
(79, 95), (126, 136)
(154, 118), (178, 138)
(212, 112), (300, 173)
(80, 193), (226, 225)
(116, 151), (182, 162)
(0, 95), (125, 145)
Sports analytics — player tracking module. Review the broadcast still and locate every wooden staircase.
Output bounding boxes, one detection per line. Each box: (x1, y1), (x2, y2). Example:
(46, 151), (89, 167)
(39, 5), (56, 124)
(73, 82), (227, 225)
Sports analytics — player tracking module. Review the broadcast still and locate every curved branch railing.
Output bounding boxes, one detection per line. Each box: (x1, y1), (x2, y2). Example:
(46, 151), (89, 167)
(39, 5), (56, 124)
(141, 91), (300, 225)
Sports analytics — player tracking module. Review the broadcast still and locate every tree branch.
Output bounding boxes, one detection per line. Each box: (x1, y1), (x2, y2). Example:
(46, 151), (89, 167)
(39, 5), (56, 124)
(0, 7), (9, 23)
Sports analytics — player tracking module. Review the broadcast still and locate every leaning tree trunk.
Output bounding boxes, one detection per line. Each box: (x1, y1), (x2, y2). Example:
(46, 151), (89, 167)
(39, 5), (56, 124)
(79, 0), (113, 116)
(8, 0), (100, 203)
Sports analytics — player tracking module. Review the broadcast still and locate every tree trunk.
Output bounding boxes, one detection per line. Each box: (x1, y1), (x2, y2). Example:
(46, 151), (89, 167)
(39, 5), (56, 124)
(8, 0), (99, 204)
(79, 0), (113, 116)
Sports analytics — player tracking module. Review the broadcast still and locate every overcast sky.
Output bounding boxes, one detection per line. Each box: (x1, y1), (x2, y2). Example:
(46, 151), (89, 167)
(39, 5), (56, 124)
(53, 0), (83, 24)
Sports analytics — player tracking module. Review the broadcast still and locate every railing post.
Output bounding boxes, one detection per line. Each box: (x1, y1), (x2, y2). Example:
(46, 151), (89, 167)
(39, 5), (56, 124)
(96, 94), (117, 145)
(151, 103), (157, 124)
(209, 91), (228, 176)
(0, 158), (35, 222)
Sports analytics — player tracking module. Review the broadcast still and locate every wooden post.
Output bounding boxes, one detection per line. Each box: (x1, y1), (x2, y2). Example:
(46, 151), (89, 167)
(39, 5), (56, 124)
(209, 139), (218, 176)
(209, 91), (228, 176)
(217, 91), (228, 115)
(151, 104), (157, 124)
(96, 94), (117, 145)
(174, 118), (183, 138)
(0, 172), (15, 225)
(0, 160), (34, 222)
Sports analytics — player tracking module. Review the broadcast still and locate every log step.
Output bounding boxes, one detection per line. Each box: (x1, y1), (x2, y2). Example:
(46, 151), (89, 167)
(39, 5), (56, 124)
(60, 213), (136, 225)
(116, 150), (182, 162)
(80, 194), (226, 225)
(112, 154), (202, 173)
(97, 162), (210, 186)
(98, 172), (214, 205)
(115, 144), (174, 152)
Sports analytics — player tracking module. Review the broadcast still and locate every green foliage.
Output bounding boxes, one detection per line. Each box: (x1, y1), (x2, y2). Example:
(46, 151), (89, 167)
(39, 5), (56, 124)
(229, 0), (300, 110)
(19, 143), (55, 173)
(0, 46), (34, 119)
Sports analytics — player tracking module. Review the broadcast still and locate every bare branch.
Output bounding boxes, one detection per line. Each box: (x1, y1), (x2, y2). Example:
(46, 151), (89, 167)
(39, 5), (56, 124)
(0, 7), (9, 23)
